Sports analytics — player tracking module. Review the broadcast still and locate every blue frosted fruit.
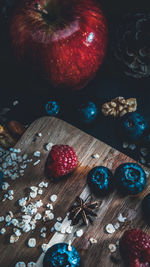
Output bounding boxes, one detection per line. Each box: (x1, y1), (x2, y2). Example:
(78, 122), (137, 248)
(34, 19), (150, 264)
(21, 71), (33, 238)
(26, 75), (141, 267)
(119, 112), (148, 142)
(114, 163), (146, 195)
(87, 166), (114, 196)
(43, 243), (80, 267)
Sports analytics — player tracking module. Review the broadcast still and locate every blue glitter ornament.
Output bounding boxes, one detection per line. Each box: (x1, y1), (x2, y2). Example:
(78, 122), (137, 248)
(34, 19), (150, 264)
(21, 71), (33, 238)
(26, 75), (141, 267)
(76, 101), (98, 124)
(87, 166), (114, 196)
(119, 112), (148, 142)
(45, 101), (60, 116)
(0, 171), (3, 188)
(43, 243), (80, 267)
(142, 193), (150, 225)
(114, 163), (146, 195)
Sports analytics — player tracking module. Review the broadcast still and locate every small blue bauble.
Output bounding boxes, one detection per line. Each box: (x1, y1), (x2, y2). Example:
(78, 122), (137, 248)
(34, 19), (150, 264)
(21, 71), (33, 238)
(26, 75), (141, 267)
(45, 101), (60, 116)
(43, 243), (80, 267)
(0, 171), (3, 188)
(76, 101), (98, 124)
(119, 112), (148, 142)
(114, 163), (146, 195)
(142, 193), (150, 225)
(87, 166), (114, 196)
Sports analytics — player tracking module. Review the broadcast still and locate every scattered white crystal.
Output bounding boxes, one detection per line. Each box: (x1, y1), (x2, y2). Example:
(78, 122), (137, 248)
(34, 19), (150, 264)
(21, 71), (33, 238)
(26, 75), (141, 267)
(2, 182), (10, 190)
(33, 151), (40, 157)
(109, 244), (117, 253)
(28, 238), (36, 248)
(114, 222), (120, 229)
(8, 190), (14, 195)
(27, 262), (36, 267)
(118, 213), (127, 223)
(140, 157), (146, 164)
(30, 186), (38, 192)
(35, 213), (42, 220)
(57, 217), (62, 222)
(13, 228), (21, 237)
(12, 219), (19, 226)
(33, 160), (40, 166)
(22, 224), (31, 233)
(8, 211), (13, 218)
(15, 262), (26, 267)
(29, 192), (37, 199)
(140, 147), (148, 157)
(0, 216), (4, 222)
(23, 154), (28, 160)
(46, 203), (53, 210)
(8, 195), (14, 201)
(89, 237), (97, 244)
(0, 228), (6, 234)
(129, 144), (136, 150)
(92, 153), (100, 159)
(68, 240), (72, 251)
(11, 152), (17, 161)
(21, 206), (27, 213)
(54, 222), (62, 232)
(13, 100), (19, 106)
(105, 224), (116, 234)
(43, 182), (48, 188)
(50, 194), (57, 202)
(41, 243), (48, 253)
(2, 193), (8, 201)
(5, 215), (12, 222)
(22, 215), (32, 221)
(38, 189), (43, 195)
(41, 232), (46, 238)
(122, 142), (129, 149)
(45, 142), (53, 151)
(19, 197), (27, 207)
(40, 227), (47, 233)
(76, 229), (83, 237)
(36, 200), (43, 208)
(38, 181), (48, 188)
(51, 227), (54, 233)
(44, 210), (54, 221)
(10, 234), (19, 243)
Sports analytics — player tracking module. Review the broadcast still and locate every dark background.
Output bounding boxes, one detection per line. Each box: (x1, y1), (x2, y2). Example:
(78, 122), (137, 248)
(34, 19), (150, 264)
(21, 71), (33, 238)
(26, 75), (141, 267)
(0, 0), (150, 162)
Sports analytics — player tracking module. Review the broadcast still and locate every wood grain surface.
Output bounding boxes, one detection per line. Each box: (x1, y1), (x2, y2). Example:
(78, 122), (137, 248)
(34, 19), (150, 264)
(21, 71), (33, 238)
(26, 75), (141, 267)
(0, 116), (149, 267)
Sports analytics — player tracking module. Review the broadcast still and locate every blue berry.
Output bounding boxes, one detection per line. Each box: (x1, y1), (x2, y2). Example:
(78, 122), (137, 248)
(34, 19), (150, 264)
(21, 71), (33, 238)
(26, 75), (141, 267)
(119, 112), (148, 142)
(87, 166), (114, 196)
(114, 163), (146, 195)
(142, 193), (150, 225)
(43, 243), (80, 267)
(76, 101), (98, 124)
(45, 101), (60, 116)
(0, 172), (3, 188)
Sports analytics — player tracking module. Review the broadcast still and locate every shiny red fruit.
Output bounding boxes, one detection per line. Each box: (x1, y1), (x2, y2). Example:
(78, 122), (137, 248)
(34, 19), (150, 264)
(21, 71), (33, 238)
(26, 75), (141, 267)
(45, 145), (78, 179)
(119, 229), (150, 266)
(9, 0), (108, 91)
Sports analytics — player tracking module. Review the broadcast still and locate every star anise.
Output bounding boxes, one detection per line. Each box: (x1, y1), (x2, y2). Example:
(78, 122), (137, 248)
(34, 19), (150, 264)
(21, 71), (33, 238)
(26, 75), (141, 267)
(68, 196), (100, 226)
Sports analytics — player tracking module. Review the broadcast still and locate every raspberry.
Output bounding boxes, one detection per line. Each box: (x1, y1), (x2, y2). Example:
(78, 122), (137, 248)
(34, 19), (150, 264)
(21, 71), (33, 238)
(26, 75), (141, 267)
(45, 145), (78, 179)
(119, 229), (150, 266)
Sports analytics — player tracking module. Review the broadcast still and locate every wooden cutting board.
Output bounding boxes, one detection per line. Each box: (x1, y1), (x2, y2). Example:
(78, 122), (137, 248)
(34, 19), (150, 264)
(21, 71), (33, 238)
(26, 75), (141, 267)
(0, 116), (149, 267)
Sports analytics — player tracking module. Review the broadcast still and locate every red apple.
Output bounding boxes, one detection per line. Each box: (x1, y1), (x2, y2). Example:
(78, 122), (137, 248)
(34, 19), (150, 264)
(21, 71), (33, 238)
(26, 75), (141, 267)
(10, 0), (108, 91)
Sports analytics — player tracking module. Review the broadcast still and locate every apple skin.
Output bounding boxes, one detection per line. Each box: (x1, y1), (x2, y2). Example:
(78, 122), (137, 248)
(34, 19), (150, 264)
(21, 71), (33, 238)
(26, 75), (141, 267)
(10, 0), (108, 91)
